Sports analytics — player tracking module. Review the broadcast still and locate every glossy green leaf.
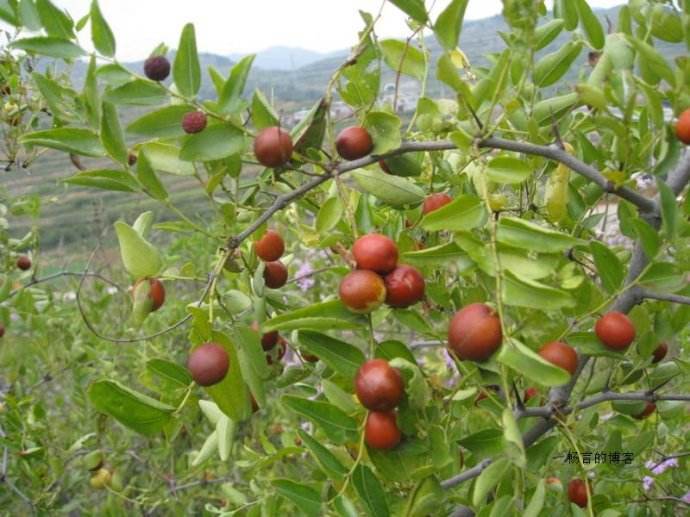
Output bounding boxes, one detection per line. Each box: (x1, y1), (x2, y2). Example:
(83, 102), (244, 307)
(90, 0), (115, 57)
(36, 0), (73, 38)
(105, 79), (167, 106)
(297, 331), (365, 382)
(352, 464), (390, 517)
(281, 396), (358, 444)
(534, 41), (582, 87)
(434, 0), (469, 50)
(173, 23), (201, 97)
(379, 39), (426, 81)
(232, 325), (270, 407)
(379, 152), (423, 177)
(473, 457), (510, 506)
(574, 0), (604, 49)
(388, 0), (427, 23)
(487, 155), (534, 184)
(404, 476), (442, 517)
(590, 241), (624, 293)
(628, 37), (675, 86)
(502, 271), (575, 310)
(146, 358), (192, 387)
(315, 197), (343, 233)
(374, 340), (417, 364)
(141, 142), (195, 175)
(298, 430), (348, 480)
(631, 218), (660, 259)
(251, 89), (279, 130)
(420, 194), (487, 232)
(100, 101), (127, 164)
(265, 300), (367, 332)
(291, 98), (328, 153)
(180, 124), (245, 162)
(136, 150), (168, 200)
(402, 242), (473, 268)
(18, 0), (41, 31)
(219, 54), (255, 112)
(127, 105), (193, 138)
(364, 111), (401, 155)
(497, 217), (580, 252)
(535, 19), (565, 50)
(20, 128), (105, 157)
(272, 479), (321, 517)
(88, 380), (174, 437)
(352, 169), (425, 208)
(657, 180), (678, 239)
(114, 220), (162, 279)
(524, 479), (546, 517)
(64, 169), (137, 193)
(10, 37), (85, 59)
(202, 331), (250, 421)
(497, 339), (572, 386)
(554, 0), (578, 30)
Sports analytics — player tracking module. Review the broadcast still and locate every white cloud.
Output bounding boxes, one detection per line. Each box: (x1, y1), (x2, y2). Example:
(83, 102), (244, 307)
(50, 0), (624, 61)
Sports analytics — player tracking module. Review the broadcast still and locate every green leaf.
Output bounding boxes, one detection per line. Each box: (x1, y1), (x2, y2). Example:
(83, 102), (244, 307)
(316, 197), (343, 233)
(524, 479), (546, 517)
(232, 325), (270, 407)
(105, 79), (167, 106)
(535, 19), (565, 51)
(533, 41), (582, 87)
(501, 408), (525, 467)
(368, 439), (429, 483)
(497, 339), (572, 386)
(554, 0), (578, 30)
(502, 270), (575, 310)
(298, 430), (348, 481)
(64, 169), (138, 193)
(20, 127), (105, 157)
(631, 219), (660, 259)
(141, 142), (194, 175)
(639, 262), (685, 292)
(291, 98), (328, 153)
(388, 0), (427, 23)
(272, 479), (321, 517)
(379, 39), (426, 81)
(173, 23), (201, 97)
(137, 150), (168, 201)
(352, 169), (425, 208)
(473, 458), (510, 507)
(251, 89), (279, 130)
(404, 476), (442, 517)
(88, 380), (174, 437)
(114, 220), (162, 279)
(297, 331), (365, 383)
(497, 216), (580, 252)
(486, 155), (534, 184)
(434, 0), (469, 50)
(628, 37), (676, 86)
(574, 0), (604, 49)
(146, 358), (192, 387)
(657, 179), (678, 240)
(202, 331), (250, 421)
(222, 290), (252, 314)
(352, 465), (390, 517)
(36, 0), (73, 38)
(100, 101), (127, 164)
(219, 55), (255, 112)
(436, 53), (472, 97)
(375, 340), (417, 364)
(18, 0), (42, 31)
(379, 152), (424, 177)
(127, 105), (193, 138)
(265, 300), (367, 332)
(10, 37), (85, 59)
(389, 358), (430, 409)
(590, 241), (624, 293)
(401, 242), (472, 267)
(0, 0), (19, 26)
(90, 0), (115, 57)
(363, 111), (401, 155)
(180, 124), (245, 162)
(281, 396), (358, 444)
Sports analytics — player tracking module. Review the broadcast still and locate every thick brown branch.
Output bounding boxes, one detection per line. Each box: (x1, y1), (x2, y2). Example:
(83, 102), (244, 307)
(638, 288), (690, 306)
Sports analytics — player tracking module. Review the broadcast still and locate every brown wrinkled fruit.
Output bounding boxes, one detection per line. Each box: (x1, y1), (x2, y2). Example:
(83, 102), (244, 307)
(352, 233), (398, 274)
(335, 126), (373, 160)
(448, 303), (502, 361)
(595, 311), (635, 350)
(364, 411), (401, 449)
(187, 343), (229, 386)
(339, 270), (386, 313)
(384, 265), (425, 308)
(355, 359), (404, 411)
(254, 230), (285, 262)
(538, 341), (578, 375)
(263, 261), (288, 289)
(254, 127), (293, 168)
(422, 193), (453, 215)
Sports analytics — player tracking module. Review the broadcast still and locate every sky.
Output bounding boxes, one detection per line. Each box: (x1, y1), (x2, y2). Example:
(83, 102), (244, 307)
(48, 0), (624, 61)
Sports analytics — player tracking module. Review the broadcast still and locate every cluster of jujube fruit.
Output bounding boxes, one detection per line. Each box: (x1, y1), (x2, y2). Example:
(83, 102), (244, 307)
(254, 229), (288, 289)
(338, 234), (426, 313)
(355, 359), (405, 449)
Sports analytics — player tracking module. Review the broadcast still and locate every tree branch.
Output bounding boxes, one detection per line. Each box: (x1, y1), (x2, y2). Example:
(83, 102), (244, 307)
(440, 459), (492, 489)
(8, 271), (122, 299)
(638, 288), (690, 306)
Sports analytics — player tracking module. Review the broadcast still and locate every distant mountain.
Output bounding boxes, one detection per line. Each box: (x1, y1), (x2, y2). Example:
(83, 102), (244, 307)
(229, 46), (345, 71)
